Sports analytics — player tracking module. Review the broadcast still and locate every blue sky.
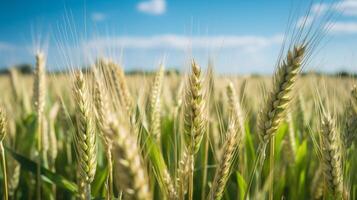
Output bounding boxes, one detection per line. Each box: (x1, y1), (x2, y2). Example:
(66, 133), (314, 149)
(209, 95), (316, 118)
(0, 0), (356, 74)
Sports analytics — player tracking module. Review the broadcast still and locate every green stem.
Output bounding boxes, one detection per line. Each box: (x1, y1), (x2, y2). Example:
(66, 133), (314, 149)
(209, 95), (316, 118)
(0, 143), (8, 200)
(269, 138), (275, 200)
(244, 143), (267, 200)
(200, 132), (209, 200)
(36, 116), (42, 200)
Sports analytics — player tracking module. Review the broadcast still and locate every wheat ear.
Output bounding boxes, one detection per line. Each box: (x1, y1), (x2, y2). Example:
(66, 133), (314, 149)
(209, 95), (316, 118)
(226, 82), (246, 174)
(320, 113), (344, 197)
(243, 45), (306, 200)
(0, 107), (8, 200)
(109, 121), (151, 200)
(226, 82), (246, 147)
(209, 119), (241, 200)
(149, 65), (164, 141)
(73, 72), (97, 200)
(93, 69), (114, 199)
(181, 60), (206, 200)
(344, 85), (357, 148)
(109, 62), (133, 117)
(258, 45), (305, 143)
(311, 166), (324, 200)
(261, 45), (305, 200)
(33, 52), (46, 200)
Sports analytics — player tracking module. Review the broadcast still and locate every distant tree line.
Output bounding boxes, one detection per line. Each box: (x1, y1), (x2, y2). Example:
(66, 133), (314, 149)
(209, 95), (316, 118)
(0, 64), (355, 78)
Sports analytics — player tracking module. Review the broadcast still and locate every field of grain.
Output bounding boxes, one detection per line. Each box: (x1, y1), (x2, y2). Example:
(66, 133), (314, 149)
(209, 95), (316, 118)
(0, 52), (355, 200)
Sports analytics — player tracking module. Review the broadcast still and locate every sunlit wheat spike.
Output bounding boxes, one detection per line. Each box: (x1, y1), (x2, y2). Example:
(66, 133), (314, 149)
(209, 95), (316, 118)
(183, 60), (206, 154)
(181, 60), (207, 200)
(311, 166), (324, 200)
(0, 108), (6, 142)
(258, 45), (305, 143)
(209, 119), (241, 200)
(109, 121), (151, 200)
(177, 150), (190, 198)
(73, 72), (97, 189)
(162, 168), (178, 200)
(149, 64), (164, 141)
(344, 85), (357, 148)
(320, 113), (344, 197)
(33, 52), (46, 115)
(93, 68), (112, 141)
(226, 82), (246, 143)
(93, 66), (115, 198)
(109, 61), (133, 117)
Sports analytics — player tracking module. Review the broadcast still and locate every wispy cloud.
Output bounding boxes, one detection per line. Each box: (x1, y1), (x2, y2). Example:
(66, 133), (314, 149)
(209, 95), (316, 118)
(84, 34), (283, 52)
(296, 1), (357, 34)
(328, 21), (357, 34)
(336, 0), (357, 16)
(91, 12), (107, 22)
(137, 0), (166, 15)
(297, 3), (329, 27)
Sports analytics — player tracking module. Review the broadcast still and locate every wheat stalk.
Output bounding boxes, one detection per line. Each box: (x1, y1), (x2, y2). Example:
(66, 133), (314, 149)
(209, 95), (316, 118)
(258, 45), (305, 143)
(180, 60), (206, 200)
(0, 107), (8, 200)
(73, 71), (97, 200)
(209, 118), (241, 200)
(226, 82), (246, 147)
(320, 113), (344, 197)
(260, 45), (305, 200)
(33, 52), (46, 200)
(344, 85), (357, 148)
(244, 45), (306, 200)
(311, 166), (324, 200)
(109, 121), (151, 200)
(149, 65), (164, 141)
(93, 68), (114, 199)
(109, 62), (133, 117)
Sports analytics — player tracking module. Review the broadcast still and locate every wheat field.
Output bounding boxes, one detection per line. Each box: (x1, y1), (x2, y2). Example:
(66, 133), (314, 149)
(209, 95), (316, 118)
(0, 50), (355, 200)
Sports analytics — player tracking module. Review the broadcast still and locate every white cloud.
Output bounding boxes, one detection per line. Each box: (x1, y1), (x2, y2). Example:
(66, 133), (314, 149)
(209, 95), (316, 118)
(336, 0), (357, 16)
(327, 21), (357, 34)
(137, 0), (166, 15)
(91, 12), (107, 22)
(297, 3), (329, 27)
(83, 34), (283, 53)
